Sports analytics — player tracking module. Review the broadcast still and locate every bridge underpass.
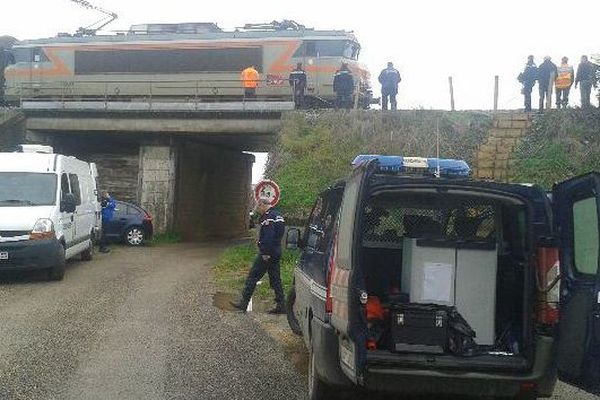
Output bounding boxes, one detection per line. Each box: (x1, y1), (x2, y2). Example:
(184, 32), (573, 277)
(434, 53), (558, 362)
(20, 101), (292, 241)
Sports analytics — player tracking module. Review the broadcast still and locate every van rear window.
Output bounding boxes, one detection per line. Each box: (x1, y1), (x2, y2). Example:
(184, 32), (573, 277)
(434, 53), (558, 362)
(0, 173), (57, 206)
(362, 194), (498, 246)
(573, 197), (599, 275)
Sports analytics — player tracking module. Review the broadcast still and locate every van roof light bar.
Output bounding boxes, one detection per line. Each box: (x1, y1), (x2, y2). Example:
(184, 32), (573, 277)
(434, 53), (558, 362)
(351, 155), (471, 177)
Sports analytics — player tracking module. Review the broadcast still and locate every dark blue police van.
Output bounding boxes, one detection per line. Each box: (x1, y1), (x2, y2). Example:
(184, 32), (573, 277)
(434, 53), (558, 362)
(286, 155), (600, 399)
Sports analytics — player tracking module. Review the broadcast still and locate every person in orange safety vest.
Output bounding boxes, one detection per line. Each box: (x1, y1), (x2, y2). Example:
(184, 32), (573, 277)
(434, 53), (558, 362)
(554, 57), (575, 109)
(241, 65), (260, 99)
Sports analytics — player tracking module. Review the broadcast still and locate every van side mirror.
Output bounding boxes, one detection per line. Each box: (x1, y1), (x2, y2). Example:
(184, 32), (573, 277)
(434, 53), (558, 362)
(61, 193), (77, 213)
(286, 228), (303, 250)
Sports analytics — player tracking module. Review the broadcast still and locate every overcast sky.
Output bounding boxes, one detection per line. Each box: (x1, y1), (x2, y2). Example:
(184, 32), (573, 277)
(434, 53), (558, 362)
(2, 0), (599, 181)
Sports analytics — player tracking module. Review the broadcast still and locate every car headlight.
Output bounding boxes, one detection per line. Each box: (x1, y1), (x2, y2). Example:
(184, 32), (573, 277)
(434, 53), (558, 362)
(30, 218), (55, 241)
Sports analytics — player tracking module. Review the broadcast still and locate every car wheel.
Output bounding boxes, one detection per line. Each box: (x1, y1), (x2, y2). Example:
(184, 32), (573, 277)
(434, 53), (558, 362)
(308, 340), (338, 400)
(81, 238), (94, 261)
(48, 246), (66, 281)
(286, 287), (302, 336)
(125, 226), (145, 246)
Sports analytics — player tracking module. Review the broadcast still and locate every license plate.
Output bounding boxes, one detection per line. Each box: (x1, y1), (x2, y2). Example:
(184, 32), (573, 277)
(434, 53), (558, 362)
(0, 252), (8, 260)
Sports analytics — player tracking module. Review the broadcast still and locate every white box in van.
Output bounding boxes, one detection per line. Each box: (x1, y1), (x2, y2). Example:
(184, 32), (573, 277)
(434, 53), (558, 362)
(402, 238), (498, 345)
(401, 238), (456, 307)
(456, 248), (497, 346)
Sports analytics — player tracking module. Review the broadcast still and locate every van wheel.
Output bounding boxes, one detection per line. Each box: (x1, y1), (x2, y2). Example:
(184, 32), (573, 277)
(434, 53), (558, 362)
(125, 226), (145, 246)
(286, 287), (302, 336)
(81, 239), (94, 261)
(308, 343), (338, 400)
(48, 247), (66, 281)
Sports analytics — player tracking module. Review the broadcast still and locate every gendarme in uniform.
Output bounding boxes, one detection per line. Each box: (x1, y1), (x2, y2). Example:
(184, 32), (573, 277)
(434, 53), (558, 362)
(231, 200), (286, 314)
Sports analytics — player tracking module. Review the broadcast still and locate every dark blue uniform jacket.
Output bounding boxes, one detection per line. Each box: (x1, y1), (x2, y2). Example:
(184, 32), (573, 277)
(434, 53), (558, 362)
(101, 197), (116, 223)
(333, 70), (354, 95)
(258, 208), (286, 259)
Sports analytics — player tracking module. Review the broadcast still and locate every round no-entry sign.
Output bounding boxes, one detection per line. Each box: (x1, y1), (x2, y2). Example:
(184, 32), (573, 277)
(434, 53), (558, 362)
(254, 180), (281, 207)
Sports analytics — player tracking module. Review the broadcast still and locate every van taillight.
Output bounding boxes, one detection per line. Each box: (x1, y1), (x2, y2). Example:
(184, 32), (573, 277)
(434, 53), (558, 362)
(325, 237), (338, 314)
(536, 247), (560, 325)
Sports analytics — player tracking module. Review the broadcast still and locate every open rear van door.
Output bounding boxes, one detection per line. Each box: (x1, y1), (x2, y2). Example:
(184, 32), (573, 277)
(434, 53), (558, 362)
(553, 172), (600, 394)
(330, 159), (376, 383)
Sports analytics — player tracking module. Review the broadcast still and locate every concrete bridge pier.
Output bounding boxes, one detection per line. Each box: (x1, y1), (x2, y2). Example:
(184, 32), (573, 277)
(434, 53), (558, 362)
(138, 144), (177, 234)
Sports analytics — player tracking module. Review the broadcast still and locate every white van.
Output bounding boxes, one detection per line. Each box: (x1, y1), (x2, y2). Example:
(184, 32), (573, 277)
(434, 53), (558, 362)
(0, 145), (101, 280)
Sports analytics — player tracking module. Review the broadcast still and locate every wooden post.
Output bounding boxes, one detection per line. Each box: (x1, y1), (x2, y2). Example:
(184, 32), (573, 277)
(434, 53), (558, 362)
(448, 76), (455, 111)
(546, 71), (555, 110)
(493, 75), (499, 111)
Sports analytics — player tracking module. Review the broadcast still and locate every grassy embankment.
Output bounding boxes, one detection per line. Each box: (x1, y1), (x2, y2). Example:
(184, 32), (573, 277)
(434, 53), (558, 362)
(511, 108), (600, 188)
(214, 110), (492, 300)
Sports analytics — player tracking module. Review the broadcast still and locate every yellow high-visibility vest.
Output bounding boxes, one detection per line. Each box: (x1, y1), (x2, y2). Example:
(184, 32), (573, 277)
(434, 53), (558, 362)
(555, 64), (574, 89)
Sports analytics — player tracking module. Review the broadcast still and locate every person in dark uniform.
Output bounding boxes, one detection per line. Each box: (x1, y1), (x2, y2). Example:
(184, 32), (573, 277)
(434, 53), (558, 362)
(537, 56), (557, 111)
(231, 199), (286, 314)
(333, 63), (355, 109)
(289, 62), (307, 109)
(378, 62), (402, 110)
(518, 55), (538, 112)
(575, 55), (598, 108)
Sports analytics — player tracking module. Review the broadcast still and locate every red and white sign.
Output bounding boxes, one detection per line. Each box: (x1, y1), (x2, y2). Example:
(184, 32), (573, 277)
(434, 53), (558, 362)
(254, 180), (281, 207)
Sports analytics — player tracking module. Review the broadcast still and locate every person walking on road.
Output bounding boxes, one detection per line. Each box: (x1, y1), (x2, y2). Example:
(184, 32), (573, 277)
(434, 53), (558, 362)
(555, 56), (575, 109)
(333, 63), (355, 110)
(378, 62), (402, 110)
(241, 65), (260, 100)
(537, 56), (557, 112)
(99, 190), (116, 253)
(231, 199), (286, 314)
(289, 62), (307, 109)
(518, 55), (537, 112)
(575, 55), (598, 108)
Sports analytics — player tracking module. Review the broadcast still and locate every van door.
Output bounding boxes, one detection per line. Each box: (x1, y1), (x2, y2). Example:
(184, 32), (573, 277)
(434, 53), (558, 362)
(553, 172), (600, 394)
(297, 189), (344, 337)
(69, 173), (94, 246)
(59, 173), (75, 249)
(90, 163), (102, 240)
(331, 160), (376, 383)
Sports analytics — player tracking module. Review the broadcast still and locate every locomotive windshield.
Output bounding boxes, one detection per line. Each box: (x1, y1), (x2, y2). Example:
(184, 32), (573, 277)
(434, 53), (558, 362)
(295, 40), (360, 60)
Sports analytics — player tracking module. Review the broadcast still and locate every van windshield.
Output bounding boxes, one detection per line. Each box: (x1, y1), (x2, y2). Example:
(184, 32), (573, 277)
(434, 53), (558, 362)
(0, 172), (57, 206)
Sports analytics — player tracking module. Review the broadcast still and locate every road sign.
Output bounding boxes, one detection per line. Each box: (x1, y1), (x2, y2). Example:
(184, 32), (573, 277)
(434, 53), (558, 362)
(254, 180), (281, 207)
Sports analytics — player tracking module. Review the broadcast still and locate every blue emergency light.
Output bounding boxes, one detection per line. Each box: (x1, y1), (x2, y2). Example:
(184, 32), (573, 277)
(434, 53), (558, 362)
(351, 155), (471, 177)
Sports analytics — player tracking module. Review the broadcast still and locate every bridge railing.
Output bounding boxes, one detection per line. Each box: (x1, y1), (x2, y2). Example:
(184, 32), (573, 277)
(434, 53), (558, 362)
(12, 78), (298, 105)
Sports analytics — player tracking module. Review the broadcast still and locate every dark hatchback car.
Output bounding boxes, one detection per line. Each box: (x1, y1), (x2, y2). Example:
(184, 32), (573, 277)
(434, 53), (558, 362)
(104, 201), (153, 246)
(286, 155), (600, 400)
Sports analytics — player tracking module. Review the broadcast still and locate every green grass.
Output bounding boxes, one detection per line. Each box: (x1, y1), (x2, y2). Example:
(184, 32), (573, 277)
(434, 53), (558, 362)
(512, 109), (600, 188)
(214, 242), (300, 300)
(149, 232), (183, 246)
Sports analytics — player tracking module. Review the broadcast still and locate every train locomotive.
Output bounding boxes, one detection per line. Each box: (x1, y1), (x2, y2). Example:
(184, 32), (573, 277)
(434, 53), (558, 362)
(1, 21), (374, 108)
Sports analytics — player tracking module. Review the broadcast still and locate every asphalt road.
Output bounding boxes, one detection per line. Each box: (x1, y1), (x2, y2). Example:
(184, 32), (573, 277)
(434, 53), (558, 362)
(0, 244), (593, 400)
(0, 244), (305, 400)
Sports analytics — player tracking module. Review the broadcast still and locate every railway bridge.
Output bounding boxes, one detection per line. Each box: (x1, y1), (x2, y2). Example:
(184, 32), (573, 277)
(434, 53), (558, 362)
(18, 100), (294, 240)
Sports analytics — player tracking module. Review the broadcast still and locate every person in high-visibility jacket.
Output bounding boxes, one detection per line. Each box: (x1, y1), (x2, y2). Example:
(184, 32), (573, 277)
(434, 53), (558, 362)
(241, 65), (260, 99)
(555, 56), (575, 109)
